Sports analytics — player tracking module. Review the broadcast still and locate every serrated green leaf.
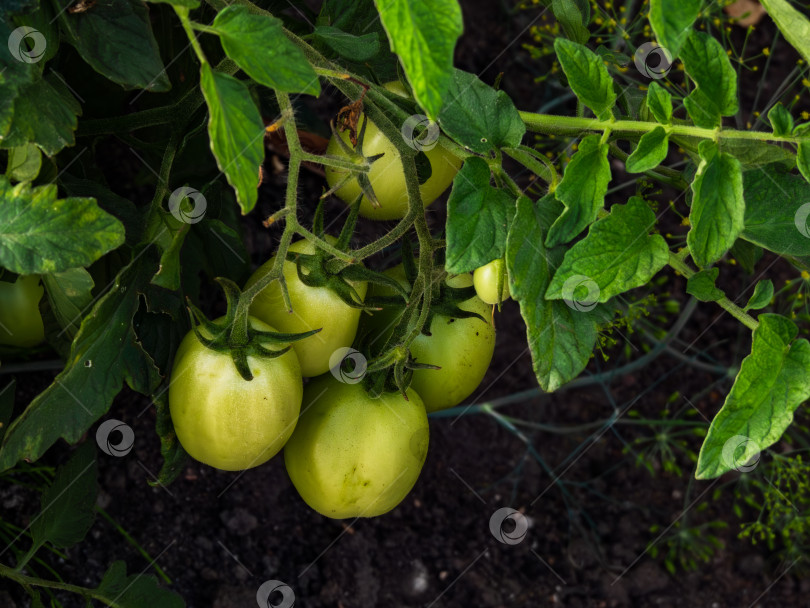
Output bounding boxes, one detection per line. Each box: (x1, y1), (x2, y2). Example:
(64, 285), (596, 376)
(41, 267), (95, 339)
(745, 279), (773, 311)
(0, 256), (161, 471)
(686, 267), (724, 302)
(546, 135), (610, 247)
(199, 65), (264, 214)
(0, 177), (125, 274)
(374, 0), (462, 119)
(648, 0), (701, 57)
(719, 138), (796, 171)
(741, 167), (810, 257)
(0, 379), (15, 445)
(687, 140), (744, 267)
(55, 0), (170, 92)
(759, 0), (810, 65)
(696, 314), (810, 479)
(31, 442), (97, 551)
(0, 21), (37, 140)
(552, 0), (590, 44)
(626, 126), (669, 173)
(313, 25), (380, 61)
(96, 561), (184, 608)
(680, 30), (738, 128)
(445, 157), (514, 273)
(507, 194), (600, 392)
(554, 38), (616, 120)
(768, 103), (794, 137)
(798, 140), (810, 184)
(646, 82), (672, 124)
(1, 76), (80, 156)
(546, 198), (668, 303)
(5, 143), (41, 182)
(437, 69), (525, 154)
(212, 6), (320, 96)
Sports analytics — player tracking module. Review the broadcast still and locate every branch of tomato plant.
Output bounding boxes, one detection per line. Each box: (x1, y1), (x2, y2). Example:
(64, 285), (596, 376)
(607, 142), (690, 190)
(0, 563), (125, 607)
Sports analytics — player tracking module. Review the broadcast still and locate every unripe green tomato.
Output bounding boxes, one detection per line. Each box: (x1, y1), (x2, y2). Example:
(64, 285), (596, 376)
(324, 82), (462, 221)
(284, 375), (429, 519)
(0, 274), (45, 347)
(244, 238), (367, 377)
(473, 259), (511, 305)
(364, 267), (496, 413)
(169, 316), (303, 471)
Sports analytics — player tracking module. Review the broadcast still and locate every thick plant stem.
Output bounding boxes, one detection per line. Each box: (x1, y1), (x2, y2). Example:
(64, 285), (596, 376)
(667, 252), (759, 331)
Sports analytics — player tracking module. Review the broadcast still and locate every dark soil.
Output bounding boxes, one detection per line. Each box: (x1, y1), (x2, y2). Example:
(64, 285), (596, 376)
(3, 1), (810, 607)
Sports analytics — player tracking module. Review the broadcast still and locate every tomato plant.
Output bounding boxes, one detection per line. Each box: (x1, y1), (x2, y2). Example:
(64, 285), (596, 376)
(473, 258), (511, 305)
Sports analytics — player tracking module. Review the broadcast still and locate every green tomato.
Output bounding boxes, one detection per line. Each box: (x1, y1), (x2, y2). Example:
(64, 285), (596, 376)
(473, 259), (511, 305)
(324, 83), (462, 221)
(364, 267), (496, 413)
(244, 238), (367, 377)
(284, 375), (429, 519)
(0, 274), (45, 347)
(169, 316), (303, 471)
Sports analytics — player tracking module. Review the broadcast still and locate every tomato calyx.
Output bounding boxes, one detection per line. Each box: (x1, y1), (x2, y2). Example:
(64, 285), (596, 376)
(186, 277), (320, 382)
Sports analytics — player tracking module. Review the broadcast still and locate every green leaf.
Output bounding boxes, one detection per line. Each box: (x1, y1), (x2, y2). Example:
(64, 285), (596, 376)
(212, 6), (320, 96)
(0, 256), (161, 471)
(199, 65), (265, 214)
(646, 82), (672, 124)
(768, 103), (794, 137)
(554, 38), (616, 120)
(313, 25), (380, 61)
(41, 268), (95, 339)
(759, 0), (810, 65)
(686, 267), (724, 302)
(437, 69), (525, 154)
(507, 194), (600, 392)
(373, 0), (462, 119)
(797, 140), (810, 184)
(31, 442), (97, 551)
(0, 21), (37, 140)
(648, 0), (701, 57)
(5, 143), (42, 182)
(546, 135), (610, 247)
(95, 561), (184, 608)
(741, 167), (810, 257)
(626, 126), (669, 173)
(552, 0), (590, 44)
(680, 30), (738, 128)
(719, 138), (796, 170)
(696, 314), (810, 479)
(0, 379), (15, 445)
(545, 198), (668, 303)
(730, 238), (763, 273)
(445, 158), (514, 273)
(687, 141), (744, 267)
(745, 279), (773, 311)
(146, 0), (199, 7)
(56, 0), (170, 92)
(0, 177), (125, 275)
(1, 76), (80, 156)
(153, 391), (187, 486)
